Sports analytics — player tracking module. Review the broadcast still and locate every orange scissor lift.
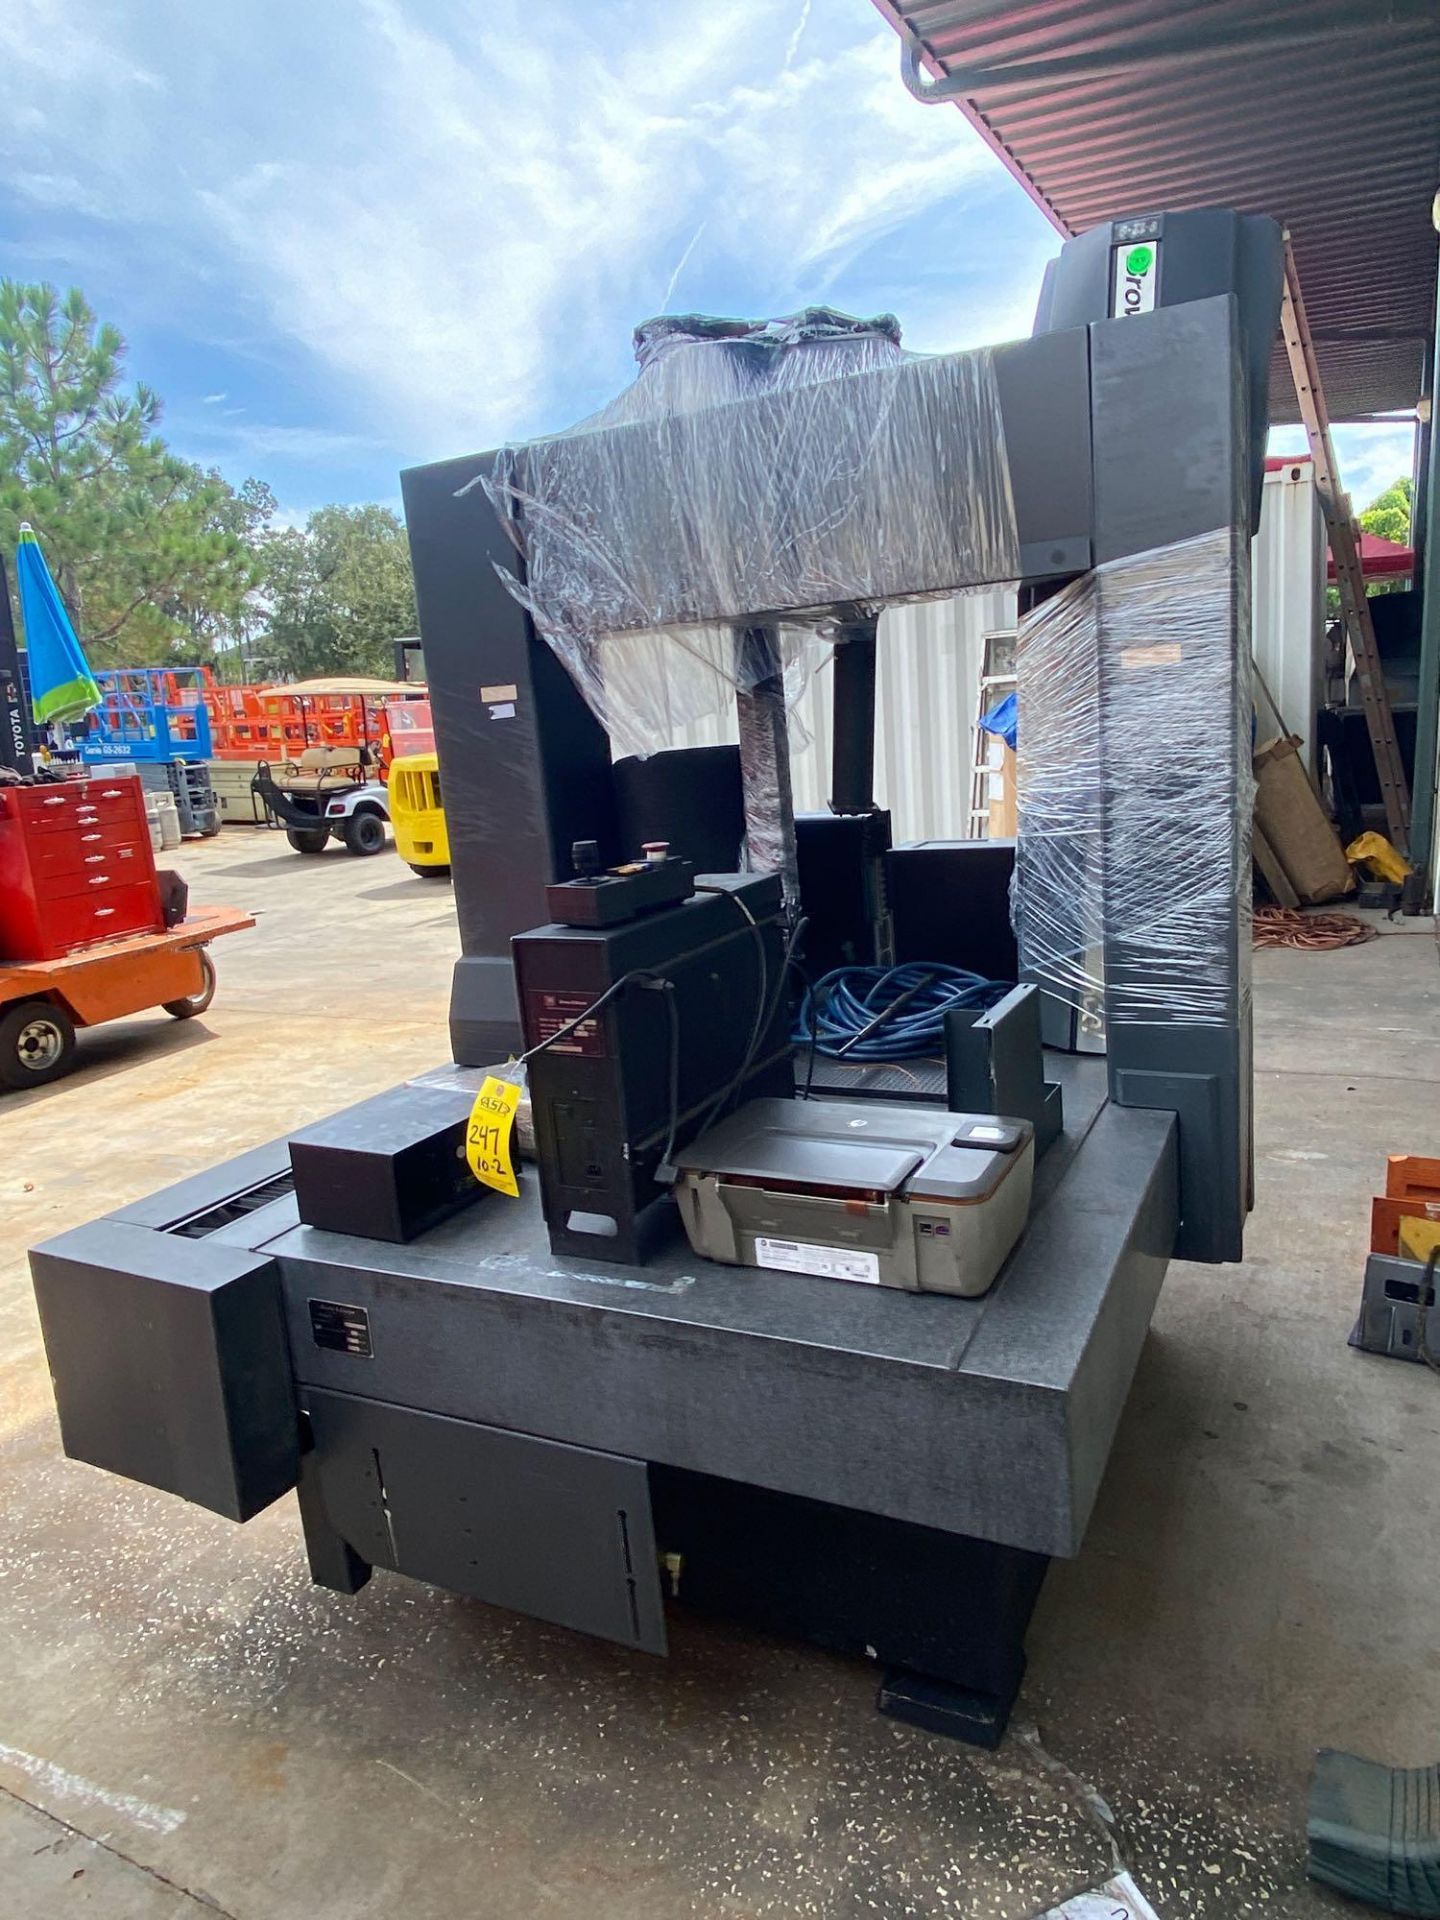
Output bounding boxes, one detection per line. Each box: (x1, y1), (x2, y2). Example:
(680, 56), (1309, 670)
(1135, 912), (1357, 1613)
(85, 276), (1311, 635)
(203, 680), (426, 764)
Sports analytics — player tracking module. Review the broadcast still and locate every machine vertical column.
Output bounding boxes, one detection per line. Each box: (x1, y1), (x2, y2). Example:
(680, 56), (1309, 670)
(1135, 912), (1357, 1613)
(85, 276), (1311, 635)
(829, 614), (879, 815)
(401, 455), (618, 1064)
(1088, 297), (1253, 1262)
(735, 625), (799, 904)
(1406, 211), (1440, 909)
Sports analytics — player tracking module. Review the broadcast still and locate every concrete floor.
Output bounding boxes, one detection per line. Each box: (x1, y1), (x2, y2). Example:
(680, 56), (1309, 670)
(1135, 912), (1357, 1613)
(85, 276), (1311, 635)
(2, 826), (1438, 1919)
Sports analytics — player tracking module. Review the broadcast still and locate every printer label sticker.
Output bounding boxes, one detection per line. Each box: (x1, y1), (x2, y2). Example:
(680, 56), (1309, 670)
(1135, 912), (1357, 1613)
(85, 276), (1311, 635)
(754, 1237), (881, 1286)
(309, 1299), (373, 1358)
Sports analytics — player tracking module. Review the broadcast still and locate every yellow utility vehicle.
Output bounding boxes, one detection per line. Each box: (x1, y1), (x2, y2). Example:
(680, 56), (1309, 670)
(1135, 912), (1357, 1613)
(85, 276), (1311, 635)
(388, 752), (450, 877)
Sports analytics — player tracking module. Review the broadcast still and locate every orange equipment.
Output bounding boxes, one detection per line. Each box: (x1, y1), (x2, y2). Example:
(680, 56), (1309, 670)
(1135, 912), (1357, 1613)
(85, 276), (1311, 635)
(378, 696), (435, 777)
(204, 677), (427, 769)
(1368, 1156), (1440, 1254)
(205, 682), (303, 761)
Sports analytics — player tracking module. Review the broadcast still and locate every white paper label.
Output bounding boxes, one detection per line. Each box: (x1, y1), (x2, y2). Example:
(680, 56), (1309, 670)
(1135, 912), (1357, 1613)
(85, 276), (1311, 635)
(754, 1237), (881, 1285)
(1111, 237), (1159, 318)
(1041, 1872), (1161, 1920)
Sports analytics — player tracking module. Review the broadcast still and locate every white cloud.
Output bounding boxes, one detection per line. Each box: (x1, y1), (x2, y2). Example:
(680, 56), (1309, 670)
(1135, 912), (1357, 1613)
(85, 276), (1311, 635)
(202, 391), (227, 405)
(658, 222), (708, 316)
(782, 0), (813, 70)
(266, 503), (317, 534)
(9, 172), (111, 218)
(1, 0), (1019, 463)
(0, 0), (164, 96)
(185, 420), (381, 465)
(894, 252), (1057, 356)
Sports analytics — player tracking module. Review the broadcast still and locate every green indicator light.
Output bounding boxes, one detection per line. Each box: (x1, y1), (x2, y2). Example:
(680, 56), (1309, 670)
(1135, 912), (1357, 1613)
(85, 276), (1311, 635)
(1125, 244), (1154, 276)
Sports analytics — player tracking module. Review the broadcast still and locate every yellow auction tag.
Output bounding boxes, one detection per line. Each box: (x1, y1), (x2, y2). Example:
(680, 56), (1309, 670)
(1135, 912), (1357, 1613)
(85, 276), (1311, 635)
(466, 1075), (522, 1197)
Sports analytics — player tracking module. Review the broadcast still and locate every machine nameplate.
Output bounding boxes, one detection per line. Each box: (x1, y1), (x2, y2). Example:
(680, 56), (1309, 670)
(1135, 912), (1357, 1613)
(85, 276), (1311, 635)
(1111, 238), (1160, 318)
(309, 1299), (374, 1357)
(754, 1237), (881, 1286)
(526, 989), (607, 1057)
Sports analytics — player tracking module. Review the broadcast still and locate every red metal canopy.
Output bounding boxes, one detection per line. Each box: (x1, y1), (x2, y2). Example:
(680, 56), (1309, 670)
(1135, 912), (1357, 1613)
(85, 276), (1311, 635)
(1330, 531), (1416, 581)
(867, 1), (1440, 423)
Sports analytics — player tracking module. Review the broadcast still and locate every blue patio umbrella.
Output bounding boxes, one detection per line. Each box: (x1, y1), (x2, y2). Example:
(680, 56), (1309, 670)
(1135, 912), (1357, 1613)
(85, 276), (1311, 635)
(14, 522), (100, 728)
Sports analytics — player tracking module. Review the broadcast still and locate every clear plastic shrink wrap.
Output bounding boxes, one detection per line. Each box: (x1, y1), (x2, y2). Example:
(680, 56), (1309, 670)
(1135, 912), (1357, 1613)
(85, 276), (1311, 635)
(1014, 526), (1252, 1031)
(475, 309), (1020, 758)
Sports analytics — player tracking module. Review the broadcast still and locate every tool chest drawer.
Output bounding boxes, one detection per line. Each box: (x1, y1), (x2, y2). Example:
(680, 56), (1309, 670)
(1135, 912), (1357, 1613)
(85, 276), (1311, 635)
(30, 835), (151, 886)
(14, 780), (146, 835)
(32, 881), (164, 955)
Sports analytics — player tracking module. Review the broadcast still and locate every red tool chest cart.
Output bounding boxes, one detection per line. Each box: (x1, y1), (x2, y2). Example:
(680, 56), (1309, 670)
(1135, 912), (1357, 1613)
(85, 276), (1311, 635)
(0, 773), (163, 962)
(0, 773), (253, 1090)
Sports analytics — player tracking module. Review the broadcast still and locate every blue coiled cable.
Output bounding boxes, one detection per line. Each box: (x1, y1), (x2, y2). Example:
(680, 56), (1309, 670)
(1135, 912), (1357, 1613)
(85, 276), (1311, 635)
(793, 962), (1012, 1061)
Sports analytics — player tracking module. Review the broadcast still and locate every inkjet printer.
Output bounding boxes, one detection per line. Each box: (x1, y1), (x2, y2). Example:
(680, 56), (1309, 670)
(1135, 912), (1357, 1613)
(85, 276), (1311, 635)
(672, 1097), (1034, 1297)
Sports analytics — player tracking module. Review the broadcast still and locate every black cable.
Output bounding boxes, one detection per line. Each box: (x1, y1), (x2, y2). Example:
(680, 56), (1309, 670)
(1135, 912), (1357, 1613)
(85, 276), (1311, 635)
(695, 911), (809, 1136)
(1416, 1247), (1440, 1378)
(802, 958), (821, 1101)
(646, 977), (682, 1175)
(512, 967), (660, 1068)
(696, 885), (768, 1117)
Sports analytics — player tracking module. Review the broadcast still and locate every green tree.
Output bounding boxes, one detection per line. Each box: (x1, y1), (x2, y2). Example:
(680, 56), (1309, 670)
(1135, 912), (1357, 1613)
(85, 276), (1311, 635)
(173, 475), (277, 673)
(0, 281), (260, 667)
(260, 503), (417, 678)
(1358, 475), (1413, 548)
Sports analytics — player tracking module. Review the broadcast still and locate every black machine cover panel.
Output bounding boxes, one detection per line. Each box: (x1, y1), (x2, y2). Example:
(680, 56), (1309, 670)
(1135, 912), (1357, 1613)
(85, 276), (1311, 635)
(29, 1220), (297, 1524)
(301, 1389), (667, 1654)
(1034, 208), (1282, 536)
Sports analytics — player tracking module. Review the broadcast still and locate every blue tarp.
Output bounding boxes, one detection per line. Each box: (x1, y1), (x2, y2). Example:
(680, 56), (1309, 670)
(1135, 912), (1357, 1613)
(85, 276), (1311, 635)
(979, 690), (1017, 752)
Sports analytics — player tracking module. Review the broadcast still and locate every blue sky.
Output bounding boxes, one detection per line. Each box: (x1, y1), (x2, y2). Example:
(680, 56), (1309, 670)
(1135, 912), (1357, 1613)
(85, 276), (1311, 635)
(1, 0), (1416, 525)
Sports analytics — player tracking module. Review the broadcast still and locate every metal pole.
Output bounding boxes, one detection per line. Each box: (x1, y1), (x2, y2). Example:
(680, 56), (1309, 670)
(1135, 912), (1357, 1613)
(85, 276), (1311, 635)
(734, 624), (799, 908)
(1405, 198), (1440, 908)
(0, 552), (33, 773)
(829, 614), (879, 814)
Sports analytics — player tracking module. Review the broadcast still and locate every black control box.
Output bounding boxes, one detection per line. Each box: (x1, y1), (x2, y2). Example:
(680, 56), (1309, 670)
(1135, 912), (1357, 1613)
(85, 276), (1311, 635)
(545, 840), (696, 929)
(795, 809), (894, 978)
(514, 872), (794, 1264)
(289, 1084), (486, 1244)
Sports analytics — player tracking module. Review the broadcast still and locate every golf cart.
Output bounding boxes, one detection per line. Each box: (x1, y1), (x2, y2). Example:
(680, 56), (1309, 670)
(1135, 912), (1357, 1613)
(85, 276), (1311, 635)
(252, 743), (390, 856)
(249, 677), (415, 857)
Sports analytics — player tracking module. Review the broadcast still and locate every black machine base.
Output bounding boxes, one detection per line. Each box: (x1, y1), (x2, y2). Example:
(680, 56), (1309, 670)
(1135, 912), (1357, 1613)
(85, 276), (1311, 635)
(32, 1055), (1173, 1758)
(294, 1416), (1048, 1747)
(649, 1466), (1046, 1743)
(877, 1666), (1025, 1751)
